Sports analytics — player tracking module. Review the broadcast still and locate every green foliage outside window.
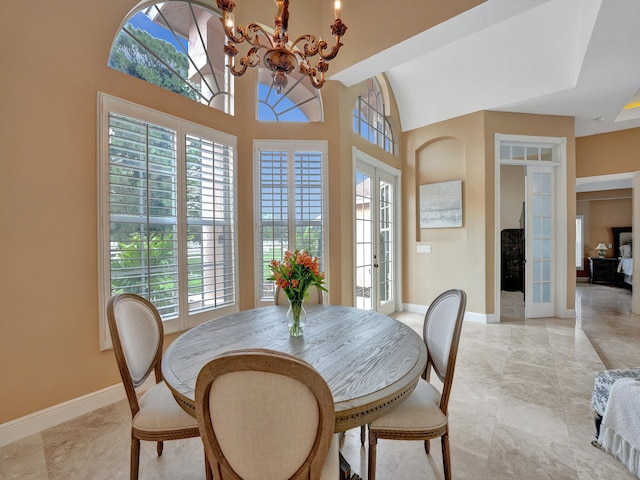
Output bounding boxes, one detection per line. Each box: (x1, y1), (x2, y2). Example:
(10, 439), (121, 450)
(109, 26), (200, 101)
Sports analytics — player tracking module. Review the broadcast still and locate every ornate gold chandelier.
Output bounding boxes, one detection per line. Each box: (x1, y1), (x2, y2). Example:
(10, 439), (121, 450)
(216, 0), (347, 94)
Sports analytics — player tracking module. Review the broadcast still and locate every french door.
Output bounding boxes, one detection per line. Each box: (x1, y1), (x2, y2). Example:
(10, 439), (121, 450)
(524, 164), (556, 318)
(355, 161), (398, 314)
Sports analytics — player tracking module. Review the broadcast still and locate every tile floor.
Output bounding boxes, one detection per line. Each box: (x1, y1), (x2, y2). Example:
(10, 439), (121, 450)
(1, 283), (638, 479)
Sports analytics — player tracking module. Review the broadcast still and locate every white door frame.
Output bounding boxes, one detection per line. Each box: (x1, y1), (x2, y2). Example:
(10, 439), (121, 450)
(494, 134), (569, 322)
(352, 147), (402, 313)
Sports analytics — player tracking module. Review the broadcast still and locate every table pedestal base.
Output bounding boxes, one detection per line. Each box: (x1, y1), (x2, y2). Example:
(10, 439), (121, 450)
(340, 453), (362, 480)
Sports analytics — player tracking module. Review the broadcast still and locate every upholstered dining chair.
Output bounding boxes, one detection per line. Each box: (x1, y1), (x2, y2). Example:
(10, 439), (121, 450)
(274, 284), (324, 306)
(107, 293), (212, 480)
(195, 348), (340, 480)
(365, 289), (467, 480)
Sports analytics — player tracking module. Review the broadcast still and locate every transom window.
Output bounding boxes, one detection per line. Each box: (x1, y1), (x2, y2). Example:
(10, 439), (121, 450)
(353, 77), (394, 155)
(98, 94), (237, 349)
(108, 1), (231, 114)
(257, 68), (323, 122)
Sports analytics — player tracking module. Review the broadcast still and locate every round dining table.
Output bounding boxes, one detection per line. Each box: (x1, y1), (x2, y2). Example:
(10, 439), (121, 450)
(162, 304), (427, 478)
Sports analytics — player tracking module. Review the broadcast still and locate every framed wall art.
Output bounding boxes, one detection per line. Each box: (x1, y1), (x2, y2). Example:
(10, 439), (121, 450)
(419, 180), (462, 228)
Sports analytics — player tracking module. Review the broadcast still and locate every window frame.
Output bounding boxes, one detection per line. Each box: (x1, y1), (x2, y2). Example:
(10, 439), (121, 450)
(253, 140), (329, 305)
(576, 215), (585, 270)
(108, 2), (232, 115)
(353, 77), (395, 155)
(97, 93), (238, 350)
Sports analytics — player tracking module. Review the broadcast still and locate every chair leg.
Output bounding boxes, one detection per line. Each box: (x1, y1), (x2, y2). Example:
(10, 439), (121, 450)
(368, 431), (378, 480)
(157, 440), (164, 456)
(360, 425), (366, 445)
(441, 433), (452, 480)
(424, 439), (430, 454)
(131, 437), (140, 480)
(205, 450), (213, 480)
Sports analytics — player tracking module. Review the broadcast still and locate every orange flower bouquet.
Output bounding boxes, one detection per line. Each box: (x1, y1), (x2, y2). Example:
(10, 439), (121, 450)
(268, 249), (327, 336)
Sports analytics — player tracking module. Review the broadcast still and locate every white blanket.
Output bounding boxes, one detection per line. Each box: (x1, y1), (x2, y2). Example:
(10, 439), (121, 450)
(599, 378), (640, 477)
(618, 258), (633, 276)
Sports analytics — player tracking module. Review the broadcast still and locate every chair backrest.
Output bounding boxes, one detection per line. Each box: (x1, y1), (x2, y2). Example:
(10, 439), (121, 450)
(274, 285), (324, 306)
(195, 349), (335, 480)
(107, 293), (164, 416)
(422, 289), (466, 415)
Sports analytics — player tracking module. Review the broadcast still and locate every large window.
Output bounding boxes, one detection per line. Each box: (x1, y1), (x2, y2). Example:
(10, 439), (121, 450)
(254, 141), (328, 302)
(353, 77), (395, 155)
(98, 94), (237, 348)
(108, 1), (231, 114)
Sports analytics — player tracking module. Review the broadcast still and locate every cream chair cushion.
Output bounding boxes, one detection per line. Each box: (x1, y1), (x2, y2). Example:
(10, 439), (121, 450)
(133, 381), (198, 432)
(425, 295), (460, 380)
(114, 299), (161, 386)
(369, 378), (446, 433)
(209, 370), (332, 479)
(274, 285), (323, 306)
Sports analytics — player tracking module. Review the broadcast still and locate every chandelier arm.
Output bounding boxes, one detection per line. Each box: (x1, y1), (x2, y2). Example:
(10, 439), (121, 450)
(317, 37), (344, 61)
(290, 34), (320, 58)
(306, 69), (326, 90)
(229, 45), (263, 76)
(222, 21), (275, 49)
(299, 62), (325, 90)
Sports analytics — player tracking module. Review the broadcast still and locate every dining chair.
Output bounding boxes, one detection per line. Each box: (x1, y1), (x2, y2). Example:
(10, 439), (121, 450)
(274, 284), (324, 305)
(366, 289), (467, 480)
(107, 293), (212, 480)
(195, 348), (340, 479)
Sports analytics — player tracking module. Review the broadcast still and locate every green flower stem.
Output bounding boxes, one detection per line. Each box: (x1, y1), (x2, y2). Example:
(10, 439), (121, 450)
(289, 299), (304, 337)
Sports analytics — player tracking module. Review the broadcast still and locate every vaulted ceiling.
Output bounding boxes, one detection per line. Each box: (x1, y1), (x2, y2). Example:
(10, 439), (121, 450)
(331, 0), (640, 138)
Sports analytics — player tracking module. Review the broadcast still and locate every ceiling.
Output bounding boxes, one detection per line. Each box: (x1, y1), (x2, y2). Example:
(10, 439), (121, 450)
(331, 0), (640, 138)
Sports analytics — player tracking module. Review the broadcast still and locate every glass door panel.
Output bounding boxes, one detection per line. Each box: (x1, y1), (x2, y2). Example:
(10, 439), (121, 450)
(525, 165), (555, 318)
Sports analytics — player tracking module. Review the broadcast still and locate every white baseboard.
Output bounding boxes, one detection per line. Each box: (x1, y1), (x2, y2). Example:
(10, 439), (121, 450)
(0, 375), (155, 448)
(403, 303), (492, 323)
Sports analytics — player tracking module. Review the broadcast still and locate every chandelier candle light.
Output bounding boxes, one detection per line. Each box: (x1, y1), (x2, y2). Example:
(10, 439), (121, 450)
(216, 0), (347, 94)
(269, 250), (327, 337)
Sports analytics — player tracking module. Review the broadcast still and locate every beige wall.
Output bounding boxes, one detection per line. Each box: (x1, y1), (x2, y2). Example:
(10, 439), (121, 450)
(576, 128), (640, 177)
(402, 111), (576, 316)
(329, 0), (485, 74)
(575, 128), (638, 262)
(403, 112), (487, 313)
(577, 190), (632, 258)
(500, 165), (525, 230)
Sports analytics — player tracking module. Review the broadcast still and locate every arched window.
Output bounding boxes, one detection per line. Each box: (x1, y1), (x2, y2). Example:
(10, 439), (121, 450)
(353, 77), (394, 155)
(108, 1), (231, 114)
(257, 68), (323, 122)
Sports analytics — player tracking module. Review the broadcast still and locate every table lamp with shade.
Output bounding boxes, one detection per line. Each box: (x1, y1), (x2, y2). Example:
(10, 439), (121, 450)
(596, 242), (608, 258)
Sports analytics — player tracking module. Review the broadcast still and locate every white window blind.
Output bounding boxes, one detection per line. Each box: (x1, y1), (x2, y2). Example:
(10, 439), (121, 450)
(108, 113), (180, 317)
(99, 94), (237, 348)
(255, 141), (327, 302)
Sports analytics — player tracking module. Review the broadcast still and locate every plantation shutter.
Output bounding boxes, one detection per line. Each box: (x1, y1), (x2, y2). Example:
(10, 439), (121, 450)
(108, 112), (179, 317)
(100, 94), (237, 344)
(185, 134), (235, 311)
(255, 141), (326, 302)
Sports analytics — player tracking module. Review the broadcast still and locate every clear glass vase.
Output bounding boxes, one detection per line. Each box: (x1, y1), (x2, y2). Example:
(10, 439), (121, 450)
(287, 299), (306, 337)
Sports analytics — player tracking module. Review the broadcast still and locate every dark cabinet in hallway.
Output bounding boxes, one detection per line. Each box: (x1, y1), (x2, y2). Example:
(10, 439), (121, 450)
(501, 228), (524, 292)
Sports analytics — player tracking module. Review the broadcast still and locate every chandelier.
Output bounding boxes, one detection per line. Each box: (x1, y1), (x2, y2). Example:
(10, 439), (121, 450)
(216, 0), (347, 94)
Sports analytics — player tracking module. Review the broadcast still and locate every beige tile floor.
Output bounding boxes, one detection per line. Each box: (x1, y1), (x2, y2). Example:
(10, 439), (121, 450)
(1, 283), (638, 479)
